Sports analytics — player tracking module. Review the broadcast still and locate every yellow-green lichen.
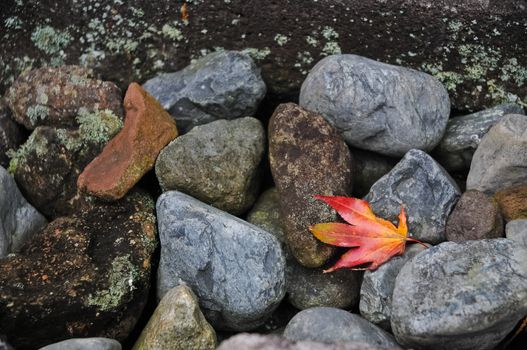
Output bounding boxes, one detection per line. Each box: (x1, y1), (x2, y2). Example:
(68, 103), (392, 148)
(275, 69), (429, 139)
(31, 25), (72, 56)
(77, 108), (123, 144)
(26, 105), (49, 124)
(162, 23), (184, 41)
(7, 129), (49, 174)
(242, 47), (271, 60)
(274, 34), (289, 46)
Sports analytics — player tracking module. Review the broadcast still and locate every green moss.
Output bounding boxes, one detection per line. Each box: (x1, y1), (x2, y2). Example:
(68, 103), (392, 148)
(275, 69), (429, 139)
(86, 255), (140, 311)
(7, 129), (49, 173)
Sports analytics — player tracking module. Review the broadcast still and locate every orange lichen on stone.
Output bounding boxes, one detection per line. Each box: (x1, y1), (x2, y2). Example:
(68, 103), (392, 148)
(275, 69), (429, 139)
(78, 83), (178, 200)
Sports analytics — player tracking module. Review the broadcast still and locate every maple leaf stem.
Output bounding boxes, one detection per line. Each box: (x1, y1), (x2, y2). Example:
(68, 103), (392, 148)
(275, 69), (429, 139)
(405, 237), (429, 248)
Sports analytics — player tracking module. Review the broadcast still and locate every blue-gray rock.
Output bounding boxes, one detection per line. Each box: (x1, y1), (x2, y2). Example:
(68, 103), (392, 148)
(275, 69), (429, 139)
(506, 219), (527, 248)
(218, 333), (398, 350)
(0, 165), (47, 257)
(359, 245), (426, 330)
(143, 51), (266, 133)
(284, 307), (401, 349)
(365, 149), (460, 244)
(156, 117), (264, 215)
(434, 103), (524, 172)
(39, 338), (121, 350)
(467, 114), (527, 194)
(156, 191), (286, 331)
(391, 239), (527, 350)
(299, 54), (450, 157)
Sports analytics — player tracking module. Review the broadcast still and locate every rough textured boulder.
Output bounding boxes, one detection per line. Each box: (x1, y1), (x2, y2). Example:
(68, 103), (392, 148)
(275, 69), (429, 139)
(0, 191), (157, 349)
(300, 54), (450, 157)
(156, 117), (264, 215)
(284, 308), (401, 349)
(434, 103), (524, 172)
(133, 285), (216, 350)
(144, 51), (266, 132)
(359, 245), (426, 330)
(0, 98), (23, 168)
(365, 149), (460, 244)
(2, 1), (526, 111)
(5, 66), (122, 130)
(467, 114), (527, 194)
(78, 83), (178, 201)
(0, 166), (47, 257)
(156, 191), (286, 331)
(269, 103), (352, 267)
(391, 239), (527, 350)
(445, 190), (503, 242)
(39, 338), (121, 350)
(506, 220), (527, 248)
(495, 184), (527, 221)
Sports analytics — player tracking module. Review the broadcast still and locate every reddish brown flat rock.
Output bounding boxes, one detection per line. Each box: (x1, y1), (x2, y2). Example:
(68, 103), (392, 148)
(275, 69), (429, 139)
(78, 83), (178, 200)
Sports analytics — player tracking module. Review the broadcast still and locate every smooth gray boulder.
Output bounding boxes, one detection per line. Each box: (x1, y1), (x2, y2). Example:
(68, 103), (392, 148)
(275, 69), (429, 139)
(284, 307), (401, 349)
(506, 219), (527, 248)
(467, 114), (527, 194)
(156, 117), (264, 215)
(359, 245), (426, 330)
(391, 239), (527, 350)
(143, 51), (266, 132)
(0, 165), (47, 257)
(39, 338), (121, 350)
(156, 191), (286, 331)
(434, 103), (524, 172)
(365, 149), (460, 244)
(299, 54), (450, 157)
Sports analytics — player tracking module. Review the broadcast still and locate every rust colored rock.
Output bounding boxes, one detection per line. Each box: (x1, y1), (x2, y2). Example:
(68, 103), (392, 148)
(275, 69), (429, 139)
(269, 103), (352, 268)
(495, 184), (527, 222)
(78, 83), (178, 201)
(445, 190), (504, 242)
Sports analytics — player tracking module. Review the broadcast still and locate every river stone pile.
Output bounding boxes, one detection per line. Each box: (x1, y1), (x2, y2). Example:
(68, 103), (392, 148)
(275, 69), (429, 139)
(0, 50), (526, 350)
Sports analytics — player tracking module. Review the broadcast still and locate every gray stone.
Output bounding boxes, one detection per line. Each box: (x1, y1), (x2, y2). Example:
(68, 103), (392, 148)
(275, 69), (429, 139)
(284, 307), (401, 349)
(445, 190), (503, 242)
(156, 117), (264, 215)
(506, 219), (527, 248)
(0, 98), (23, 169)
(39, 338), (121, 350)
(299, 54), (450, 157)
(351, 149), (396, 197)
(434, 103), (524, 172)
(359, 245), (426, 330)
(0, 165), (47, 257)
(218, 334), (397, 350)
(143, 51), (266, 132)
(133, 285), (216, 350)
(467, 114), (527, 194)
(246, 188), (285, 242)
(365, 149), (460, 244)
(156, 191), (286, 331)
(0, 338), (12, 350)
(391, 239), (527, 350)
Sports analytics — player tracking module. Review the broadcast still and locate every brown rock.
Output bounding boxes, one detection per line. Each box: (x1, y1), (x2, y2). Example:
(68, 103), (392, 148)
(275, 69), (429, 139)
(78, 83), (178, 200)
(0, 191), (157, 350)
(0, 97), (23, 168)
(269, 103), (352, 268)
(5, 66), (122, 130)
(446, 190), (504, 242)
(495, 184), (527, 221)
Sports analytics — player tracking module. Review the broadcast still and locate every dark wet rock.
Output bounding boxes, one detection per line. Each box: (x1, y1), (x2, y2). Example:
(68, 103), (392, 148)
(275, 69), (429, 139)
(0, 166), (47, 257)
(133, 285), (216, 350)
(156, 191), (286, 331)
(495, 184), (527, 222)
(143, 51), (266, 133)
(284, 307), (401, 349)
(8, 109), (122, 218)
(39, 338), (122, 350)
(156, 117), (264, 215)
(246, 188), (285, 241)
(506, 220), (527, 248)
(359, 245), (426, 330)
(5, 66), (122, 130)
(434, 103), (524, 172)
(351, 149), (396, 197)
(0, 191), (157, 349)
(0, 98), (23, 168)
(446, 190), (503, 242)
(467, 114), (527, 194)
(218, 333), (397, 350)
(269, 103), (352, 267)
(391, 239), (527, 350)
(365, 149), (460, 244)
(300, 54), (450, 157)
(2, 1), (526, 111)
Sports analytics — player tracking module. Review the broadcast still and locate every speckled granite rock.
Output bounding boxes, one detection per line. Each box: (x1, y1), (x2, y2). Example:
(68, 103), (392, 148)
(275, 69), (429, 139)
(495, 184), (527, 222)
(506, 220), (527, 248)
(144, 51), (266, 132)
